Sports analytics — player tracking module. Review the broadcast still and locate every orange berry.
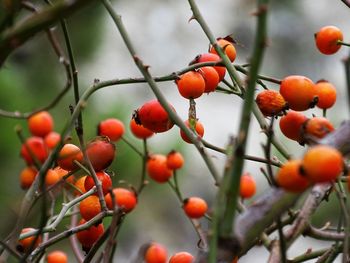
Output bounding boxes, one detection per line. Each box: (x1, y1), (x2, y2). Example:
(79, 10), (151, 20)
(45, 168), (61, 186)
(280, 75), (316, 111)
(20, 166), (37, 190)
(76, 218), (104, 251)
(147, 154), (173, 183)
(169, 252), (194, 263)
(199, 66), (220, 93)
(53, 166), (75, 185)
(98, 118), (125, 141)
(176, 71), (205, 99)
(315, 26), (343, 55)
(302, 145), (343, 183)
(86, 137), (115, 171)
(275, 160), (310, 192)
(130, 118), (154, 139)
(28, 111), (53, 137)
(105, 187), (137, 212)
(57, 143), (83, 171)
(20, 136), (49, 165)
(210, 38), (237, 62)
(279, 111), (308, 142)
(47, 250), (68, 263)
(239, 173), (256, 199)
(166, 151), (184, 170)
(44, 131), (61, 149)
(79, 195), (101, 221)
(180, 119), (204, 144)
(195, 53), (226, 81)
(256, 90), (286, 116)
(84, 171), (112, 196)
(144, 243), (168, 263)
(304, 117), (334, 139)
(183, 197), (208, 219)
(74, 176), (87, 195)
(17, 228), (41, 253)
(314, 80), (337, 109)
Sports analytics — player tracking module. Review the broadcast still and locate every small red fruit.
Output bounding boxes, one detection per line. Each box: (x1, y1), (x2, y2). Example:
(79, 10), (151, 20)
(256, 90), (287, 116)
(57, 143), (83, 171)
(98, 118), (125, 141)
(166, 151), (184, 170)
(194, 53), (226, 81)
(20, 166), (37, 190)
(74, 176), (87, 196)
(304, 117), (334, 139)
(47, 250), (68, 263)
(79, 195), (101, 221)
(176, 71), (205, 99)
(86, 137), (115, 171)
(28, 111), (53, 137)
(84, 171), (112, 196)
(239, 173), (256, 199)
(183, 197), (208, 219)
(169, 252), (194, 263)
(147, 154), (173, 183)
(210, 38), (237, 62)
(144, 243), (168, 263)
(76, 218), (104, 251)
(199, 66), (220, 93)
(45, 168), (61, 186)
(44, 131), (61, 149)
(20, 136), (49, 165)
(17, 228), (42, 253)
(180, 119), (204, 144)
(314, 80), (337, 109)
(279, 111), (308, 142)
(315, 26), (343, 55)
(130, 118), (154, 139)
(105, 187), (137, 212)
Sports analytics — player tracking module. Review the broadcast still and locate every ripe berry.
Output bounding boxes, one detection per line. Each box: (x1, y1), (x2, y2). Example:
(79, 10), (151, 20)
(45, 168), (61, 186)
(57, 143), (83, 171)
(20, 166), (37, 190)
(147, 154), (173, 183)
(304, 117), (334, 139)
(44, 131), (61, 149)
(86, 137), (115, 171)
(166, 151), (184, 170)
(74, 176), (87, 195)
(17, 228), (41, 253)
(280, 75), (316, 111)
(210, 38), (237, 62)
(315, 26), (343, 55)
(256, 90), (287, 116)
(183, 197), (208, 219)
(176, 71), (205, 99)
(53, 166), (75, 185)
(302, 145), (343, 183)
(130, 118), (154, 139)
(28, 111), (53, 137)
(199, 66), (220, 93)
(84, 171), (112, 196)
(169, 252), (194, 263)
(20, 137), (49, 165)
(79, 195), (101, 221)
(275, 160), (310, 192)
(180, 119), (204, 144)
(47, 250), (68, 263)
(279, 111), (308, 142)
(314, 80), (337, 109)
(98, 118), (125, 141)
(105, 187), (137, 212)
(239, 173), (256, 199)
(194, 53), (226, 80)
(135, 99), (175, 133)
(76, 218), (104, 251)
(144, 243), (168, 263)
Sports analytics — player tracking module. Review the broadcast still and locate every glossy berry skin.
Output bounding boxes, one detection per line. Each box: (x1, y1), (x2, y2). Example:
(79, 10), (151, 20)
(302, 145), (343, 183)
(135, 99), (175, 133)
(17, 228), (41, 253)
(28, 111), (53, 137)
(44, 131), (61, 150)
(57, 143), (83, 171)
(195, 53), (226, 81)
(105, 188), (137, 212)
(169, 252), (194, 263)
(166, 151), (184, 170)
(79, 195), (101, 221)
(84, 171), (112, 196)
(47, 250), (68, 263)
(314, 80), (337, 109)
(76, 219), (104, 251)
(144, 243), (168, 263)
(74, 176), (87, 195)
(20, 166), (37, 190)
(147, 154), (173, 183)
(315, 26), (343, 55)
(276, 160), (310, 193)
(304, 117), (334, 139)
(279, 111), (308, 142)
(180, 120), (204, 144)
(45, 168), (61, 186)
(176, 71), (205, 99)
(20, 137), (49, 165)
(53, 166), (75, 185)
(280, 75), (316, 111)
(256, 90), (286, 116)
(98, 118), (125, 141)
(86, 137), (115, 171)
(239, 173), (256, 199)
(210, 38), (237, 62)
(129, 118), (154, 139)
(183, 197), (208, 219)
(199, 66), (220, 93)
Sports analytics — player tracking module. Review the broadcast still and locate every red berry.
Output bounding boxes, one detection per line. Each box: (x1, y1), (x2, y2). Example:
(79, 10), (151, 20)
(130, 118), (154, 139)
(199, 66), (220, 93)
(279, 111), (308, 142)
(57, 143), (83, 171)
(86, 137), (115, 171)
(239, 173), (256, 199)
(176, 71), (205, 99)
(183, 197), (208, 219)
(180, 120), (204, 144)
(147, 154), (173, 183)
(76, 219), (104, 251)
(20, 137), (49, 165)
(105, 188), (137, 212)
(144, 243), (168, 263)
(169, 252), (194, 263)
(28, 111), (54, 137)
(84, 171), (112, 195)
(315, 26), (343, 55)
(98, 118), (125, 141)
(194, 53), (226, 80)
